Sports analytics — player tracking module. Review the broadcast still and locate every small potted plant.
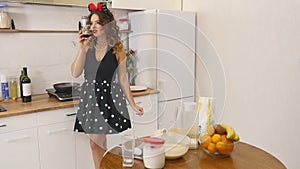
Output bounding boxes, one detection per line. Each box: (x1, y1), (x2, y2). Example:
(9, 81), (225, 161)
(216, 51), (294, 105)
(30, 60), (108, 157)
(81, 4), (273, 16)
(126, 49), (138, 85)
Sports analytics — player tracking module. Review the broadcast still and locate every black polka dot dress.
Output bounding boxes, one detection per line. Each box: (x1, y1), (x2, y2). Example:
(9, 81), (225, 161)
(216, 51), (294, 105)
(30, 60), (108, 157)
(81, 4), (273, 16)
(74, 46), (131, 134)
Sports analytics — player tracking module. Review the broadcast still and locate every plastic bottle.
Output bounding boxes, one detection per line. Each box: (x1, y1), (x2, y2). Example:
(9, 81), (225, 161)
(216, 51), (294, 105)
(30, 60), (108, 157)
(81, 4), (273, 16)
(1, 75), (9, 100)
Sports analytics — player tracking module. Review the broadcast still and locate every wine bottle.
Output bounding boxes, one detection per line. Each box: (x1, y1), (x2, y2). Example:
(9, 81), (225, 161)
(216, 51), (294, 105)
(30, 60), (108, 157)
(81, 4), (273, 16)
(19, 70), (24, 98)
(21, 67), (31, 102)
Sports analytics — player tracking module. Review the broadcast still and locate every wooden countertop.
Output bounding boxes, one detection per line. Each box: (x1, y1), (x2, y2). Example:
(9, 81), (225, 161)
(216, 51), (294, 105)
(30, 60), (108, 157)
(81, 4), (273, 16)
(100, 141), (287, 169)
(0, 89), (159, 118)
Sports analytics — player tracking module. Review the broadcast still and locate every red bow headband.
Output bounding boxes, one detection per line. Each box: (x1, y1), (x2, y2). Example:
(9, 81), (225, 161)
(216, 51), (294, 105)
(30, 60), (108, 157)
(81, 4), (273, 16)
(88, 2), (108, 13)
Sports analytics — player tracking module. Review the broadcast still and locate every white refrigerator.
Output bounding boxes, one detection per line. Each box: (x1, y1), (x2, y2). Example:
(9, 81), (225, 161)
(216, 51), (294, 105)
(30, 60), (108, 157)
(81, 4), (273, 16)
(129, 9), (196, 130)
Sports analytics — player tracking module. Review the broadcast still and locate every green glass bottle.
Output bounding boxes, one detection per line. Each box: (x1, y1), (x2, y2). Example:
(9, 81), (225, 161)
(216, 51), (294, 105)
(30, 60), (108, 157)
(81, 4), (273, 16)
(19, 70), (24, 98)
(21, 67), (31, 102)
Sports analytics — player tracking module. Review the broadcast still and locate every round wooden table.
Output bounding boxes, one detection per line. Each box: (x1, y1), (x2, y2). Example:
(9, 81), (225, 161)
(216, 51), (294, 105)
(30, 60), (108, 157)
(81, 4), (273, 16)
(100, 141), (286, 169)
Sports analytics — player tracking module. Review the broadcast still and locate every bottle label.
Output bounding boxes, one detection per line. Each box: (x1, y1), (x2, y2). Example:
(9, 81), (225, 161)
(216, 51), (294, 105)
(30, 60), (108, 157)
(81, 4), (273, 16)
(1, 82), (9, 99)
(22, 83), (31, 96)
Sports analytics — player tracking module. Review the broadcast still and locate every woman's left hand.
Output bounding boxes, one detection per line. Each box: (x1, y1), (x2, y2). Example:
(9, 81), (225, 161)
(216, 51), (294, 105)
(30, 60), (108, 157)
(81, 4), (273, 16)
(132, 104), (144, 116)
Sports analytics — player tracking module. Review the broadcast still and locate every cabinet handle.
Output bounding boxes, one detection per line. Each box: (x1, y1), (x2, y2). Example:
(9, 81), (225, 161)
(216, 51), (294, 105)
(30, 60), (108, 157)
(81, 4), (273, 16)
(48, 128), (67, 135)
(5, 135), (30, 143)
(0, 124), (7, 128)
(66, 112), (76, 116)
(175, 105), (182, 128)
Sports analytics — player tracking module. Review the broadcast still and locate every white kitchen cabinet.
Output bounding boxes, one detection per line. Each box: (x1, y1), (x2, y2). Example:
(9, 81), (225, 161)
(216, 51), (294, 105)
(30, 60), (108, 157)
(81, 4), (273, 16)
(0, 107), (95, 169)
(113, 0), (182, 10)
(75, 133), (94, 169)
(0, 128), (40, 169)
(37, 108), (76, 169)
(37, 107), (76, 126)
(38, 121), (76, 169)
(37, 107), (94, 169)
(0, 113), (37, 134)
(0, 113), (39, 169)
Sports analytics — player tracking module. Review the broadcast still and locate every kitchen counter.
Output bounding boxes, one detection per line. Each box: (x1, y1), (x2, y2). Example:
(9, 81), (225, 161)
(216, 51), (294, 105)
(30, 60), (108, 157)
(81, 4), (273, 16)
(0, 89), (159, 118)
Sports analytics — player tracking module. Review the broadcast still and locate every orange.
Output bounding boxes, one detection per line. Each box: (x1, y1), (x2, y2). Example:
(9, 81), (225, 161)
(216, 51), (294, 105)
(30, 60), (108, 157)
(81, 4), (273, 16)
(200, 134), (211, 142)
(206, 125), (215, 136)
(216, 141), (226, 151)
(219, 142), (234, 154)
(211, 134), (221, 143)
(207, 143), (216, 154)
(221, 134), (234, 144)
(221, 134), (227, 142)
(201, 142), (209, 149)
(225, 143), (234, 153)
(224, 138), (234, 144)
(200, 135), (212, 149)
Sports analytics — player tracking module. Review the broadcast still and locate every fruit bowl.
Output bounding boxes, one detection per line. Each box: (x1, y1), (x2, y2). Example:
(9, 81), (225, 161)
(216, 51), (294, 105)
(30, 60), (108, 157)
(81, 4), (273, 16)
(199, 124), (240, 157)
(199, 135), (238, 157)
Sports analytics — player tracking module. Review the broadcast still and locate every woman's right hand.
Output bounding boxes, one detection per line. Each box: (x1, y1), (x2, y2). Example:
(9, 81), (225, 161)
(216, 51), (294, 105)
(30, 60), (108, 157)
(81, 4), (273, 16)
(78, 30), (92, 49)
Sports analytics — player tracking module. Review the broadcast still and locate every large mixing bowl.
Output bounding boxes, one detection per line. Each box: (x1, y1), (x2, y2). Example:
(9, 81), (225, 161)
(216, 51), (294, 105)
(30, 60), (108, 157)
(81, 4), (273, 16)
(155, 129), (190, 160)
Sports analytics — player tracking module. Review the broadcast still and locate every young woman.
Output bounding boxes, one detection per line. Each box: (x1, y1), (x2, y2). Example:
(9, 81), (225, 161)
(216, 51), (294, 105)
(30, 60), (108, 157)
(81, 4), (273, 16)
(71, 2), (143, 168)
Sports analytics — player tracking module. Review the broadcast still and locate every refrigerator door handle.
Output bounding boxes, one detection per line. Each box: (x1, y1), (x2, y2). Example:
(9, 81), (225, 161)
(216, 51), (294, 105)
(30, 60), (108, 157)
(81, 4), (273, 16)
(175, 105), (182, 128)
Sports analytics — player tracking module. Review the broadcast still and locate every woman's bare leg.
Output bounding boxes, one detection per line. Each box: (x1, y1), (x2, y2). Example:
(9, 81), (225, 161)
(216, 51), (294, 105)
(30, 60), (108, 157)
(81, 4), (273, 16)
(89, 134), (107, 169)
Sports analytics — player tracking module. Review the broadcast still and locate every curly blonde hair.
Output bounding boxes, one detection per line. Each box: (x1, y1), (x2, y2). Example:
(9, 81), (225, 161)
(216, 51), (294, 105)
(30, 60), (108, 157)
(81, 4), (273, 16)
(88, 10), (125, 57)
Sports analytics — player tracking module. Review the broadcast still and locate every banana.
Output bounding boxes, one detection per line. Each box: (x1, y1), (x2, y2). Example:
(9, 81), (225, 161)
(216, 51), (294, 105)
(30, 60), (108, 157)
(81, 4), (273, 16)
(220, 124), (236, 140)
(233, 133), (240, 141)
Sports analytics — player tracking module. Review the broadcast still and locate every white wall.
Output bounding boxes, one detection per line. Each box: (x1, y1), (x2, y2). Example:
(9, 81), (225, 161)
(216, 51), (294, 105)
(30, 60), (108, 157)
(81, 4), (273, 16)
(184, 0), (299, 168)
(0, 2), (128, 95)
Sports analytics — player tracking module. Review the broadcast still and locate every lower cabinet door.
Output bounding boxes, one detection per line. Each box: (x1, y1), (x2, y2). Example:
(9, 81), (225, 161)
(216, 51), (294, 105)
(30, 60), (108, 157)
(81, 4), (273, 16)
(0, 128), (40, 169)
(38, 121), (76, 169)
(75, 133), (94, 169)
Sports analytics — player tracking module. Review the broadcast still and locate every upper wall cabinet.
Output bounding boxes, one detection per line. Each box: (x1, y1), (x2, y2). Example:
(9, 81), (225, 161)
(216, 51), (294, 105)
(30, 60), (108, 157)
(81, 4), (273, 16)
(47, 0), (98, 6)
(112, 0), (182, 10)
(7, 0), (181, 9)
(8, 0), (99, 7)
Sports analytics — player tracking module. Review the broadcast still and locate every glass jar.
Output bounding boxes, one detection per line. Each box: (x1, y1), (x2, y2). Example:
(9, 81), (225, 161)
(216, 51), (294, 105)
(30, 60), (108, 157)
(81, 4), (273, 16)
(180, 102), (199, 149)
(9, 76), (18, 100)
(0, 4), (10, 29)
(143, 137), (165, 169)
